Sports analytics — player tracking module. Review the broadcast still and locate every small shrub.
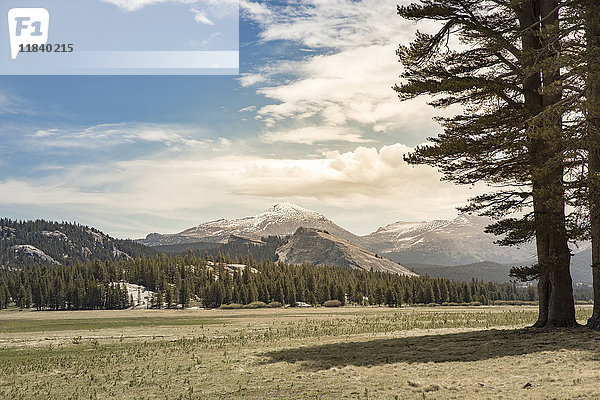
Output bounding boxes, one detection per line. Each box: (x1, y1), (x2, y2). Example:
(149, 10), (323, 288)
(323, 299), (342, 307)
(243, 301), (267, 309)
(492, 300), (536, 306)
(219, 303), (243, 310)
(267, 301), (283, 308)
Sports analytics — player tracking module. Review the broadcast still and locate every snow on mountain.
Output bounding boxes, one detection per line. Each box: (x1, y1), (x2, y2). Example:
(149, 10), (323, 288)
(363, 220), (449, 248)
(140, 203), (364, 246)
(363, 213), (537, 266)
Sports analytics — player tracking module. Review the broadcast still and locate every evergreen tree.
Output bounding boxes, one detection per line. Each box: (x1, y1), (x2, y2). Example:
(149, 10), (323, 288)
(582, 0), (600, 330)
(396, 0), (576, 327)
(165, 286), (173, 309)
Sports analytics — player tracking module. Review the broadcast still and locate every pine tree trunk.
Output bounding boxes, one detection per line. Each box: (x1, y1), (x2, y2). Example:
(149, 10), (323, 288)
(540, 0), (577, 328)
(518, 0), (577, 327)
(586, 0), (600, 330)
(534, 274), (550, 327)
(588, 127), (600, 329)
(518, 0), (550, 327)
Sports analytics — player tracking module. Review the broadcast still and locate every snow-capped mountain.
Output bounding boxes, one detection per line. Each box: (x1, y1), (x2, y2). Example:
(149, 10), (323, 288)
(364, 213), (537, 266)
(139, 204), (541, 267)
(139, 203), (364, 246)
(362, 219), (449, 252)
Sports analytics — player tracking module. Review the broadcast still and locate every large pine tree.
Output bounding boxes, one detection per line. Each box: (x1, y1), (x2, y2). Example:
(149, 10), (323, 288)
(582, 0), (600, 329)
(395, 0), (577, 327)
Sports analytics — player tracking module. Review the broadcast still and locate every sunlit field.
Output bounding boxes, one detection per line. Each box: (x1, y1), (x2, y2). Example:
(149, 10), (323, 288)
(0, 306), (598, 399)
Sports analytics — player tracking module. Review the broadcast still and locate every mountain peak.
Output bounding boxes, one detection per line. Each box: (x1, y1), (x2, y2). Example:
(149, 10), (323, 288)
(140, 203), (362, 246)
(265, 203), (318, 216)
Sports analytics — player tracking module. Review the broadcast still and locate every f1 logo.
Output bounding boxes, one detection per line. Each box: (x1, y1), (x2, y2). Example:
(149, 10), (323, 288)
(8, 8), (49, 60)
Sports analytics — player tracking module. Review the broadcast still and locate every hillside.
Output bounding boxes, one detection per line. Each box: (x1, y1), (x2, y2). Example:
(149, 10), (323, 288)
(0, 218), (155, 269)
(154, 235), (286, 262)
(276, 227), (417, 276)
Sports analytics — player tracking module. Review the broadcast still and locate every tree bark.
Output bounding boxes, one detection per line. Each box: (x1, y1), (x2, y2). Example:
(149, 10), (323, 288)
(517, 0), (550, 327)
(540, 0), (577, 328)
(585, 0), (600, 330)
(518, 0), (577, 327)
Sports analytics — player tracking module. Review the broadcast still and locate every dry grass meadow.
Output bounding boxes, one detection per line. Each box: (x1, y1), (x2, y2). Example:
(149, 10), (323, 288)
(0, 306), (599, 399)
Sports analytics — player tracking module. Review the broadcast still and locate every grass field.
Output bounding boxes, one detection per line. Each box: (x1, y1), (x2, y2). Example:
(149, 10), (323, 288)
(0, 306), (598, 399)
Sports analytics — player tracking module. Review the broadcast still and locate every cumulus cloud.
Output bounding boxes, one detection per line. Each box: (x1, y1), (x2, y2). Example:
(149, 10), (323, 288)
(238, 105), (257, 113)
(230, 144), (476, 200)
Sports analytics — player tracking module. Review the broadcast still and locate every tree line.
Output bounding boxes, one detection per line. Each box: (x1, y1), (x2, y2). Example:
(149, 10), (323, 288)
(396, 0), (600, 328)
(0, 252), (553, 311)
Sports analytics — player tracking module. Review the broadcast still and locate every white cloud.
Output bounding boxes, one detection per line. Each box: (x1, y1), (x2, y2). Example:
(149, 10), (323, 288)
(102, 0), (195, 11)
(27, 123), (210, 149)
(261, 126), (370, 144)
(240, 0), (272, 24)
(230, 144), (479, 202)
(0, 93), (30, 115)
(102, 0), (238, 22)
(238, 73), (267, 88)
(191, 7), (214, 25)
(240, 0), (445, 141)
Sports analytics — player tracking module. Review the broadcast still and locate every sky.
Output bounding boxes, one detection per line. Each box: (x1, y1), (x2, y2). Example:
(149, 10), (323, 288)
(0, 0), (484, 238)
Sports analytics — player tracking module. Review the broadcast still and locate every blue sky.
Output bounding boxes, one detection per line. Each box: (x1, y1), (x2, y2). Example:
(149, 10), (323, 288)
(0, 0), (480, 238)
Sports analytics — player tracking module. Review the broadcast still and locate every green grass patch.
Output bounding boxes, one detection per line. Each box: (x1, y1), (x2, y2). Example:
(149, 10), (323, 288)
(0, 315), (220, 333)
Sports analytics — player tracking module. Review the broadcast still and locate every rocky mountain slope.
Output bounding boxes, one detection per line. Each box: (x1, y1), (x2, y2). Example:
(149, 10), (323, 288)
(139, 203), (363, 246)
(0, 218), (155, 269)
(365, 213), (537, 266)
(276, 227), (417, 276)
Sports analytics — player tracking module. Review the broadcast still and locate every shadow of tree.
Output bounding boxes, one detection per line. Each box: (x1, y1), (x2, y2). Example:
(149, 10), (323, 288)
(261, 328), (600, 370)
